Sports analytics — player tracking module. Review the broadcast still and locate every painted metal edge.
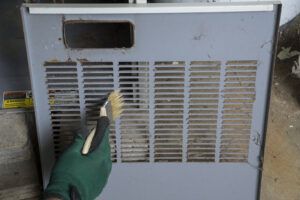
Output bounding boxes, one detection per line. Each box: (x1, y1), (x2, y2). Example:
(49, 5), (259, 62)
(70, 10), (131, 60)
(256, 3), (282, 200)
(20, 6), (56, 187)
(24, 2), (279, 15)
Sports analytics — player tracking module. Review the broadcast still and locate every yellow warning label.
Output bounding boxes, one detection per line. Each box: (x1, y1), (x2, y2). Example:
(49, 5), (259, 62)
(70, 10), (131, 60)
(2, 91), (33, 109)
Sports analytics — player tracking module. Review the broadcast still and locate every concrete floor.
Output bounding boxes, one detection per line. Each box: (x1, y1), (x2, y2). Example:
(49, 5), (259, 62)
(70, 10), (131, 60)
(261, 78), (300, 200)
(260, 15), (300, 200)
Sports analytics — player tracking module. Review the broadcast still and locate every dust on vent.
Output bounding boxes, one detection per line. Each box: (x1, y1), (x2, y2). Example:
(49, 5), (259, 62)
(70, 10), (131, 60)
(45, 61), (81, 157)
(188, 61), (221, 162)
(119, 62), (150, 162)
(220, 60), (257, 162)
(82, 61), (117, 162)
(154, 61), (185, 162)
(46, 60), (257, 163)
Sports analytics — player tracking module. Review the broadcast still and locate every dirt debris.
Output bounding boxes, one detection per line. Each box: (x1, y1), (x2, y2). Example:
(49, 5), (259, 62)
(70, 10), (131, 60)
(260, 14), (300, 199)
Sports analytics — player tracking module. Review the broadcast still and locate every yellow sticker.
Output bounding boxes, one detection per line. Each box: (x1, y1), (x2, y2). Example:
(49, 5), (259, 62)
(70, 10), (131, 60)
(2, 91), (33, 109)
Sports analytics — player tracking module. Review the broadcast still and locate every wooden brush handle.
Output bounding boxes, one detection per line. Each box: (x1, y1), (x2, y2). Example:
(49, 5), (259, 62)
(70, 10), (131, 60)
(100, 106), (107, 117)
(82, 128), (96, 155)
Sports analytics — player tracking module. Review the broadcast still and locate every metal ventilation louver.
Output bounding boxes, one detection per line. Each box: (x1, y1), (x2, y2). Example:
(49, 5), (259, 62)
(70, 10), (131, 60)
(45, 62), (80, 156)
(22, 2), (281, 200)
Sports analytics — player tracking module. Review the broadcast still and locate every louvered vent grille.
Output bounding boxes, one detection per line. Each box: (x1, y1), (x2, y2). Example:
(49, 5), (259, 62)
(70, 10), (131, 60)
(45, 60), (257, 163)
(119, 62), (150, 162)
(45, 62), (80, 157)
(220, 60), (257, 162)
(187, 61), (221, 162)
(154, 62), (185, 162)
(82, 62), (117, 162)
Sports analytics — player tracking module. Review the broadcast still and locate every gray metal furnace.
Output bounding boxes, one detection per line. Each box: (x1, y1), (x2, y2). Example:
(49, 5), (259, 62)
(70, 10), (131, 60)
(21, 2), (281, 199)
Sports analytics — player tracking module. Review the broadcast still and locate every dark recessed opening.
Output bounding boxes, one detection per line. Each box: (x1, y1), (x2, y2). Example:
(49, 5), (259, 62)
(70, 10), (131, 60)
(64, 21), (134, 49)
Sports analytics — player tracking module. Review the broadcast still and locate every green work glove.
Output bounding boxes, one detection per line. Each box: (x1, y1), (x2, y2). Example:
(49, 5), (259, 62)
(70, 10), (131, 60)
(44, 124), (112, 200)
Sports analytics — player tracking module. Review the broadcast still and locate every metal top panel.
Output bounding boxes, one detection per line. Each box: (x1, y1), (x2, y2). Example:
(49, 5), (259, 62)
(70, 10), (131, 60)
(25, 2), (280, 14)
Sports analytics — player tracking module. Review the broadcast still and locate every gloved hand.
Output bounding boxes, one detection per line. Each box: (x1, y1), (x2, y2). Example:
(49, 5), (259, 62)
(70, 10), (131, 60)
(44, 121), (112, 200)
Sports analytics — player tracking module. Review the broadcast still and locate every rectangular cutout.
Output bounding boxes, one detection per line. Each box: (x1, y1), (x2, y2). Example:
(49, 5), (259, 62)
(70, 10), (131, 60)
(64, 21), (134, 49)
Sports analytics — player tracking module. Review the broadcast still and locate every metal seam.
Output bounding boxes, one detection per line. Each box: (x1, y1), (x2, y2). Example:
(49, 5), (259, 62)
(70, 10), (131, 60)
(215, 61), (225, 163)
(148, 62), (155, 162)
(182, 61), (191, 162)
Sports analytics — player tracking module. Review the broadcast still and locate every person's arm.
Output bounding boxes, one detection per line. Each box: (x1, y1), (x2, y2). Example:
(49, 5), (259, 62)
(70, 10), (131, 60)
(43, 117), (112, 200)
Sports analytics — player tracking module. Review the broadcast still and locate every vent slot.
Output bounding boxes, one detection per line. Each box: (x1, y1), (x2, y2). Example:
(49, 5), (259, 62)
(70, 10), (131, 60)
(82, 62), (117, 162)
(119, 62), (150, 162)
(46, 60), (257, 163)
(187, 61), (221, 162)
(45, 62), (80, 157)
(154, 61), (185, 162)
(220, 60), (257, 162)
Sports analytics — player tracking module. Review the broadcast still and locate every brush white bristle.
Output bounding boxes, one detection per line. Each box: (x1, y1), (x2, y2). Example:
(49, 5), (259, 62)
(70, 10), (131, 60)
(107, 90), (124, 120)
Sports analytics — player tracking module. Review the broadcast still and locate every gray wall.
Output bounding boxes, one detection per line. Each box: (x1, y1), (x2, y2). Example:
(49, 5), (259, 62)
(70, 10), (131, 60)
(0, 0), (31, 107)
